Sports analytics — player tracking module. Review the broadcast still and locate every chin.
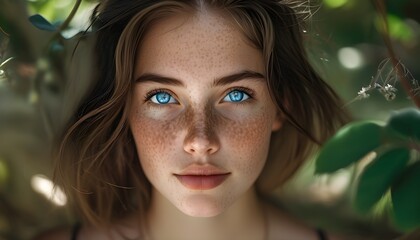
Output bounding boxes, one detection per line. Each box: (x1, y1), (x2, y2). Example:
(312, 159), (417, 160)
(176, 194), (229, 217)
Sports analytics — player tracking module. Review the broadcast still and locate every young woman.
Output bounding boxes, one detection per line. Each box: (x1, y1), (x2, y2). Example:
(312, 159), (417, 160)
(36, 0), (349, 239)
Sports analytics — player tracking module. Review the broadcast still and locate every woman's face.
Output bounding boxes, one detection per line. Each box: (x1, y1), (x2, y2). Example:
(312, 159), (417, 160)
(129, 11), (282, 217)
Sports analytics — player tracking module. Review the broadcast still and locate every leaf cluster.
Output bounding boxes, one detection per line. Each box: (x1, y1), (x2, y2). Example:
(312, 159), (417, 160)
(316, 108), (420, 232)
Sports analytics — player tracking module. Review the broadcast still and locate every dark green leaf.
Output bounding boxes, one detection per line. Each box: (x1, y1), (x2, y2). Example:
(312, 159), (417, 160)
(28, 14), (56, 32)
(391, 161), (420, 231)
(315, 121), (383, 173)
(387, 108), (420, 141)
(355, 148), (410, 213)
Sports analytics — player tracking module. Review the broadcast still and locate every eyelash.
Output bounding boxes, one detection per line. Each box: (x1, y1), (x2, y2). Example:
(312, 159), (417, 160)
(144, 88), (175, 102)
(143, 87), (255, 105)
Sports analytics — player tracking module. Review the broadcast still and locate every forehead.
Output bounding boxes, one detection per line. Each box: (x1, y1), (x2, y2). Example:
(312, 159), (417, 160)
(134, 10), (264, 80)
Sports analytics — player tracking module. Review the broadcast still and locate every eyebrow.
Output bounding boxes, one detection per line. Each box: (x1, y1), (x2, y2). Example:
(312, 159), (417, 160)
(135, 70), (265, 87)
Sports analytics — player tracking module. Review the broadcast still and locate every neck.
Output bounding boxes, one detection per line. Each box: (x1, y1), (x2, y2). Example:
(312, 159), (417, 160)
(145, 187), (267, 240)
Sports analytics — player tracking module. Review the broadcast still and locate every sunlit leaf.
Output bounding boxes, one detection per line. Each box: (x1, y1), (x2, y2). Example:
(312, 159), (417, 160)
(387, 15), (413, 42)
(375, 14), (413, 42)
(30, 0), (59, 23)
(323, 0), (349, 8)
(315, 121), (383, 173)
(391, 161), (420, 231)
(355, 148), (410, 213)
(27, 0), (50, 13)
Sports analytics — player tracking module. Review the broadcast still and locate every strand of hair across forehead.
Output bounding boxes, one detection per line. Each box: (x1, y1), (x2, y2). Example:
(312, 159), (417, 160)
(196, 0), (206, 11)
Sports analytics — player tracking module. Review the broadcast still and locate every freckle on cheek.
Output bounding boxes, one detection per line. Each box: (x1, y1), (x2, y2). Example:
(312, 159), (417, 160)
(224, 114), (272, 173)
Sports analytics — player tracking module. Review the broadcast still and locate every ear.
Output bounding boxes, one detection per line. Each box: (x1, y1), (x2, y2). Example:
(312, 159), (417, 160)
(271, 111), (283, 132)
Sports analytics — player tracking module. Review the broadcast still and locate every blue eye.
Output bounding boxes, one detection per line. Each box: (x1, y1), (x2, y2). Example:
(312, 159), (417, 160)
(223, 90), (250, 102)
(150, 91), (177, 104)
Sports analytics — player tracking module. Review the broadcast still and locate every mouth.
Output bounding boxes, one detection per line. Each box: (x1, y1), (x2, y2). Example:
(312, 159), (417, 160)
(174, 173), (230, 190)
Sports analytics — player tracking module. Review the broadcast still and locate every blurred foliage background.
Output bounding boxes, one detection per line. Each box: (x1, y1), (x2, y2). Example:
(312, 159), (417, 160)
(0, 0), (419, 239)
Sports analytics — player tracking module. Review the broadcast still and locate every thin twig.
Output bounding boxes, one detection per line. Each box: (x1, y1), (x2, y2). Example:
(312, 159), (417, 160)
(47, 0), (82, 44)
(0, 26), (9, 36)
(58, 0), (82, 33)
(0, 57), (14, 68)
(372, 0), (420, 108)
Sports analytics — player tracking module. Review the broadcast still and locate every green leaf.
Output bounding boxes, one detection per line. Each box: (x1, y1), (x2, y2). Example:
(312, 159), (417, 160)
(387, 14), (413, 42)
(391, 161), (420, 231)
(355, 148), (410, 213)
(387, 108), (420, 141)
(28, 14), (57, 32)
(315, 121), (383, 173)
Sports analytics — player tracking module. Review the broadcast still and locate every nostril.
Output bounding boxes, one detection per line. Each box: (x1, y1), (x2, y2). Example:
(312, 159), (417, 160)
(183, 122), (220, 155)
(184, 136), (219, 155)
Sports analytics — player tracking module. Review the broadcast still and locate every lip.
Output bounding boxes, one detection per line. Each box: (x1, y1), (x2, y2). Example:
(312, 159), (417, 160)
(174, 164), (230, 190)
(175, 174), (230, 190)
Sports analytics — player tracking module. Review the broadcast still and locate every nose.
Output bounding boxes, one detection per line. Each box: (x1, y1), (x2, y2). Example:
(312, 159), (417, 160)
(183, 112), (220, 156)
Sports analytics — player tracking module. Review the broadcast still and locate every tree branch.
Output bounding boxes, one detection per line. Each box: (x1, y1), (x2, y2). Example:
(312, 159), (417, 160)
(372, 0), (420, 108)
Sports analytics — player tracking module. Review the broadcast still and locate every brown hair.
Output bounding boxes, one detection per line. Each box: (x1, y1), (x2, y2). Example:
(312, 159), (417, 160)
(54, 0), (349, 227)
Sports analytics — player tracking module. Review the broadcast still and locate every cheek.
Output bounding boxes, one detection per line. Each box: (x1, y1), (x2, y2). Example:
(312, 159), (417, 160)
(130, 108), (184, 175)
(222, 107), (275, 174)
(130, 103), (276, 178)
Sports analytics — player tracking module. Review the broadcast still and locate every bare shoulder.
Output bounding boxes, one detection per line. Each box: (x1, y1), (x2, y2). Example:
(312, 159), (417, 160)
(263, 201), (350, 240)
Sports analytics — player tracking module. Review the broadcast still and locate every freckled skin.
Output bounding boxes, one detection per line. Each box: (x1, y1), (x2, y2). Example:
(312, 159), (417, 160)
(129, 11), (282, 217)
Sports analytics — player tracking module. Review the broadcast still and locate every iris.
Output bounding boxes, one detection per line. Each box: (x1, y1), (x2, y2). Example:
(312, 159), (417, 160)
(224, 90), (249, 102)
(149, 89), (250, 105)
(151, 92), (175, 104)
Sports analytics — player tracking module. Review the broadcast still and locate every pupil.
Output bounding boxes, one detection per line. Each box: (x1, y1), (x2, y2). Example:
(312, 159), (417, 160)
(230, 91), (243, 102)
